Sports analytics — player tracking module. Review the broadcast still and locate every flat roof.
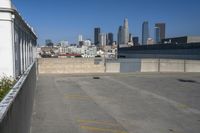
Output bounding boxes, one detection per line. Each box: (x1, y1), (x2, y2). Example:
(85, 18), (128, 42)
(31, 73), (200, 133)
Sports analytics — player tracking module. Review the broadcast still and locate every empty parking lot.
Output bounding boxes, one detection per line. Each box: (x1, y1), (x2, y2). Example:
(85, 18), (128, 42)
(31, 73), (200, 133)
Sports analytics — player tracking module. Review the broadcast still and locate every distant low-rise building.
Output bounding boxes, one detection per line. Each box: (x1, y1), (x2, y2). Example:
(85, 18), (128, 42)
(147, 38), (154, 45)
(162, 36), (200, 44)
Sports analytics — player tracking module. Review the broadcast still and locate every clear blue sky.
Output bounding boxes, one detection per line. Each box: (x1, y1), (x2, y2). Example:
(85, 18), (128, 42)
(12, 0), (200, 45)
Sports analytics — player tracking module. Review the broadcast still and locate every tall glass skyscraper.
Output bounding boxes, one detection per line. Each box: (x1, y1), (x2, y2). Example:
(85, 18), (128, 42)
(107, 33), (113, 46)
(94, 27), (101, 46)
(118, 18), (129, 45)
(118, 26), (123, 45)
(99, 33), (107, 46)
(123, 18), (129, 44)
(142, 21), (149, 45)
(154, 27), (160, 44)
(155, 23), (166, 41)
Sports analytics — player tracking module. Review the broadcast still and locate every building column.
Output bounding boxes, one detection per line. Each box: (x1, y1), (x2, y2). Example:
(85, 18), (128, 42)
(0, 0), (15, 77)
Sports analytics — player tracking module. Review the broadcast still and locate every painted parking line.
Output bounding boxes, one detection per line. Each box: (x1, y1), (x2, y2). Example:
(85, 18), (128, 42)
(177, 103), (189, 109)
(80, 125), (127, 133)
(78, 119), (120, 126)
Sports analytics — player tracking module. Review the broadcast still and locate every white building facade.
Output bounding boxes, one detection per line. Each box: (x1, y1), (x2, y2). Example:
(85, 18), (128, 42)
(0, 0), (37, 78)
(99, 33), (107, 46)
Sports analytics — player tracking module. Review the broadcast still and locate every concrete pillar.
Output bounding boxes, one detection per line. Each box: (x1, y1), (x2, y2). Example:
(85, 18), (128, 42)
(0, 0), (12, 8)
(0, 0), (15, 77)
(23, 33), (26, 71)
(20, 34), (24, 74)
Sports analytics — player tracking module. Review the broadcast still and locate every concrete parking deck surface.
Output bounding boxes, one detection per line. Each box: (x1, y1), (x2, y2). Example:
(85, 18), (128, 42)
(31, 73), (200, 133)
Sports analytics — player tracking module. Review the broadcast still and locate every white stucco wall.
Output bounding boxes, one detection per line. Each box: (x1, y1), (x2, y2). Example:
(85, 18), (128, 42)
(0, 0), (12, 8)
(0, 2), (14, 76)
(0, 0), (37, 77)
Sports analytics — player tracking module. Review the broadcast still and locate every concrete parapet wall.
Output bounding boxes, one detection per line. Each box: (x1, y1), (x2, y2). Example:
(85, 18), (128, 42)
(0, 63), (36, 133)
(141, 59), (159, 72)
(185, 60), (200, 72)
(160, 59), (185, 72)
(38, 58), (105, 74)
(106, 63), (120, 73)
(119, 59), (141, 72)
(38, 58), (200, 73)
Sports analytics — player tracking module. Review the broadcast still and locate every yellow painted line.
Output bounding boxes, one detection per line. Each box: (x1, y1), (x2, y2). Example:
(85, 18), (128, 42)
(177, 104), (189, 109)
(81, 125), (127, 133)
(78, 119), (119, 126)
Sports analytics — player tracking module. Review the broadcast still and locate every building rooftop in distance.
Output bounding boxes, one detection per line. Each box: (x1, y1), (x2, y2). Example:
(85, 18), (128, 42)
(162, 36), (200, 44)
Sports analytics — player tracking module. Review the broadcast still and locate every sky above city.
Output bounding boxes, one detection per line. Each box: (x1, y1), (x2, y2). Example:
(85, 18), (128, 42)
(12, 0), (200, 45)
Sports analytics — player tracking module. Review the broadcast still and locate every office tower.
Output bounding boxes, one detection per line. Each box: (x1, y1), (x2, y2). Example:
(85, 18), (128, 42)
(107, 33), (113, 46)
(154, 27), (160, 44)
(118, 26), (123, 45)
(129, 33), (133, 43)
(99, 33), (107, 46)
(123, 18), (129, 44)
(133, 37), (139, 46)
(155, 23), (165, 41)
(142, 21), (149, 45)
(94, 27), (101, 46)
(78, 35), (83, 42)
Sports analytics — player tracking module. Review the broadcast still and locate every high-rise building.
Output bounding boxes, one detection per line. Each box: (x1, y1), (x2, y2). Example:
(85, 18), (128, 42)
(118, 26), (123, 45)
(142, 21), (149, 45)
(133, 37), (139, 46)
(154, 27), (160, 44)
(99, 33), (107, 46)
(155, 23), (166, 41)
(129, 33), (133, 43)
(107, 33), (113, 46)
(123, 18), (129, 44)
(94, 27), (101, 46)
(78, 35), (83, 42)
(118, 18), (129, 45)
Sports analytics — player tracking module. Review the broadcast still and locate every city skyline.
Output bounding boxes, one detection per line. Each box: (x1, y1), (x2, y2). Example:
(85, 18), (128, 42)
(12, 0), (200, 44)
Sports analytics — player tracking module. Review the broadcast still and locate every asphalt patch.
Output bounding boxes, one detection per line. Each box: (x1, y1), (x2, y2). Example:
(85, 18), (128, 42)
(177, 79), (198, 84)
(93, 77), (100, 79)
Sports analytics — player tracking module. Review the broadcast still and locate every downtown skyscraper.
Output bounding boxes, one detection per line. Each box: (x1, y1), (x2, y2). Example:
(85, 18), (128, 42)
(118, 26), (123, 45)
(142, 21), (149, 45)
(107, 33), (114, 46)
(99, 33), (107, 46)
(94, 27), (101, 46)
(154, 27), (160, 44)
(118, 18), (129, 45)
(123, 18), (129, 44)
(155, 23), (166, 42)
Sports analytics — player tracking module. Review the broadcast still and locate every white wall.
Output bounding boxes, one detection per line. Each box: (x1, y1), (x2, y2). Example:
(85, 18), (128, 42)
(0, 0), (37, 77)
(0, 6), (14, 76)
(0, 0), (12, 8)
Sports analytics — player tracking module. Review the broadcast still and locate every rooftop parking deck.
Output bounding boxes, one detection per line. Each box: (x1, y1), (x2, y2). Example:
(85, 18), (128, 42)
(31, 73), (200, 133)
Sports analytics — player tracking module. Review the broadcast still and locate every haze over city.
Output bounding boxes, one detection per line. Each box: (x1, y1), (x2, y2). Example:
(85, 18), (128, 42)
(13, 0), (200, 44)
